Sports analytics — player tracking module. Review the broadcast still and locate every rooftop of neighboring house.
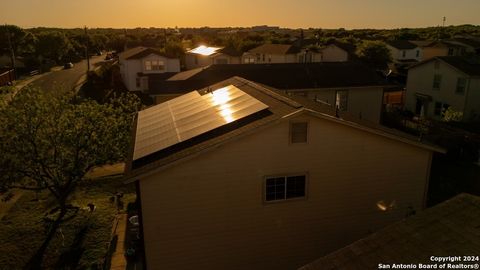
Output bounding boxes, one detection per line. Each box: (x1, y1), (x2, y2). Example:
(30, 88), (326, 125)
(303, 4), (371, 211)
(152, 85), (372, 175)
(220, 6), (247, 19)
(215, 46), (243, 57)
(186, 45), (223, 56)
(247, 43), (301, 55)
(119, 46), (174, 60)
(299, 193), (480, 270)
(147, 62), (388, 94)
(409, 40), (435, 47)
(410, 56), (480, 77)
(449, 37), (480, 49)
(125, 76), (444, 179)
(386, 40), (419, 50)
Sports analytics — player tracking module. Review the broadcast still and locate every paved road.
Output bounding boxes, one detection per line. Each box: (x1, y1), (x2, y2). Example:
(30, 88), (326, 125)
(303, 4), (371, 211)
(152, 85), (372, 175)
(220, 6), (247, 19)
(28, 55), (105, 94)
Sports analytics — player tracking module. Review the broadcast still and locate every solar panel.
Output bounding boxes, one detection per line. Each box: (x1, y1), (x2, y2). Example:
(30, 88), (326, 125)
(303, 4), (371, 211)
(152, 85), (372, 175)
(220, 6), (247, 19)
(133, 85), (269, 161)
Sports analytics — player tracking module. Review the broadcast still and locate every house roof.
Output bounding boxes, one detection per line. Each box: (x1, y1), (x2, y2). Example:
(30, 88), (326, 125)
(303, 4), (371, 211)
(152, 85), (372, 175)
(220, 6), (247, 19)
(119, 46), (173, 60)
(386, 40), (418, 50)
(299, 193), (480, 270)
(410, 56), (480, 77)
(125, 76), (444, 180)
(450, 38), (480, 49)
(148, 62), (388, 94)
(247, 44), (301, 55)
(216, 46), (243, 57)
(409, 40), (435, 47)
(187, 45), (223, 56)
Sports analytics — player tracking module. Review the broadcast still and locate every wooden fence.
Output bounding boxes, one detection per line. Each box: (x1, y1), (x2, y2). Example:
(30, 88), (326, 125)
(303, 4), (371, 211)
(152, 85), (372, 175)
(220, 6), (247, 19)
(0, 69), (15, 86)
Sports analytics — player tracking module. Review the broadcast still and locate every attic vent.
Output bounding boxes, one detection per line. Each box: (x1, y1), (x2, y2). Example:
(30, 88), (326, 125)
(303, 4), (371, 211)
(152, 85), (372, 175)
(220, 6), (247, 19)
(290, 122), (308, 144)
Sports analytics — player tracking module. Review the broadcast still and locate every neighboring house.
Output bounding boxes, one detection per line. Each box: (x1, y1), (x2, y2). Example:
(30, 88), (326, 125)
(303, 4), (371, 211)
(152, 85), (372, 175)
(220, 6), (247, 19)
(405, 56), (480, 121)
(147, 62), (389, 123)
(125, 76), (443, 270)
(299, 193), (480, 270)
(184, 45), (242, 69)
(242, 44), (301, 63)
(386, 40), (422, 64)
(412, 40), (469, 60)
(299, 43), (350, 63)
(118, 47), (180, 92)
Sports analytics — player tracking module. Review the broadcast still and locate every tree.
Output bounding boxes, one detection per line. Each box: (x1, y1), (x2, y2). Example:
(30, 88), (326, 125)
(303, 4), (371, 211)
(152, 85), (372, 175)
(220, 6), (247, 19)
(0, 87), (141, 269)
(356, 40), (392, 68)
(35, 31), (73, 63)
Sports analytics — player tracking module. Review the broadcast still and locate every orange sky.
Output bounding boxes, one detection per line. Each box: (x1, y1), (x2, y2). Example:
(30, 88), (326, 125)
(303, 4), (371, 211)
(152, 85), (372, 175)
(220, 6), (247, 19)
(2, 0), (480, 29)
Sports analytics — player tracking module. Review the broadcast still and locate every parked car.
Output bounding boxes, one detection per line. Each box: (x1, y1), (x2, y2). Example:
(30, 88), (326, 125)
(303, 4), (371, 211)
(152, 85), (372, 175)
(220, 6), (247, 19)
(64, 62), (74, 69)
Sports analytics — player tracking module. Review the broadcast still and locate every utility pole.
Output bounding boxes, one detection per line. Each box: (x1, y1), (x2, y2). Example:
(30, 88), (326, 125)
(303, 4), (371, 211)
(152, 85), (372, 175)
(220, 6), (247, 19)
(5, 24), (16, 79)
(84, 26), (90, 72)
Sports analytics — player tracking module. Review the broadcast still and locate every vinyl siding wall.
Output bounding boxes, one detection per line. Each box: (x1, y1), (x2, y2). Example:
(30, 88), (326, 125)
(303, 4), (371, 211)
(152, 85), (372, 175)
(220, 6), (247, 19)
(406, 60), (469, 120)
(294, 86), (384, 123)
(139, 114), (432, 270)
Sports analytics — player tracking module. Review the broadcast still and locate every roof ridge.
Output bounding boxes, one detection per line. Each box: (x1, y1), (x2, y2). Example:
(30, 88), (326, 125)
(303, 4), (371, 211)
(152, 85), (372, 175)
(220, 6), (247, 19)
(232, 77), (303, 109)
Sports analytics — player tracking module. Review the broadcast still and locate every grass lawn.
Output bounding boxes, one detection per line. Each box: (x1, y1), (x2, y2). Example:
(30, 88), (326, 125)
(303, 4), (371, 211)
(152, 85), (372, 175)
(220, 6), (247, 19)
(0, 176), (136, 269)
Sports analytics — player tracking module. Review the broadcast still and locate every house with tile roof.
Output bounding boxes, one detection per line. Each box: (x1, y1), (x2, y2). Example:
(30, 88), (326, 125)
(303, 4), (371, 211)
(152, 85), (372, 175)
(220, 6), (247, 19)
(185, 45), (242, 70)
(406, 56), (480, 121)
(147, 62), (390, 123)
(118, 47), (180, 91)
(125, 76), (444, 270)
(386, 40), (422, 64)
(299, 193), (480, 270)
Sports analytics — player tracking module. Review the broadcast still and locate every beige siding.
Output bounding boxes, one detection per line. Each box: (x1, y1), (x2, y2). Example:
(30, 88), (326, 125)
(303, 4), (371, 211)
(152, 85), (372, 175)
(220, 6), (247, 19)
(303, 87), (384, 123)
(139, 114), (432, 270)
(464, 78), (480, 121)
(322, 45), (348, 62)
(185, 53), (213, 69)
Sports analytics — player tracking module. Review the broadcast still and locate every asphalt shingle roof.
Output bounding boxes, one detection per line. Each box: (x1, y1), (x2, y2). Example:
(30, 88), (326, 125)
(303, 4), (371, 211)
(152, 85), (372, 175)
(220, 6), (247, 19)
(299, 193), (480, 270)
(126, 77), (443, 179)
(148, 62), (387, 94)
(386, 40), (418, 50)
(247, 44), (301, 54)
(119, 46), (174, 60)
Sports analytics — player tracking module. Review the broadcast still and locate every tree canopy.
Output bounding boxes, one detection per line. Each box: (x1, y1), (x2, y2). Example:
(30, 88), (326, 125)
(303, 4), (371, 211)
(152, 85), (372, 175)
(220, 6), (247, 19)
(0, 87), (140, 209)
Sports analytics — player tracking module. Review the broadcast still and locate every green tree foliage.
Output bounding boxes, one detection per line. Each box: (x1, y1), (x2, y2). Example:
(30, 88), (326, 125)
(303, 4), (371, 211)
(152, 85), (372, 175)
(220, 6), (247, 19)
(35, 31), (73, 63)
(0, 87), (140, 211)
(356, 40), (392, 68)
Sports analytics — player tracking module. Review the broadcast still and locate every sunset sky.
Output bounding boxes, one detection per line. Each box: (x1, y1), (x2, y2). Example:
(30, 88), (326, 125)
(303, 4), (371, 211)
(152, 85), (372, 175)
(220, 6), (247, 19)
(2, 0), (480, 29)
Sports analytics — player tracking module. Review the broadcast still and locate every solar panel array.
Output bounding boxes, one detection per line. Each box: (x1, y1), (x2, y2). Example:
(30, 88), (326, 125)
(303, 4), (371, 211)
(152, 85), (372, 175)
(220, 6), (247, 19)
(133, 85), (269, 161)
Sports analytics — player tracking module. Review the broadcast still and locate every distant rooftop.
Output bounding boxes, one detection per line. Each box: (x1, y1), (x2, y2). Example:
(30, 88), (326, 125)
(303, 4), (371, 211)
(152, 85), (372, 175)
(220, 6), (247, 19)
(148, 62), (387, 94)
(411, 56), (480, 77)
(386, 40), (418, 50)
(187, 45), (223, 56)
(299, 193), (480, 270)
(119, 46), (174, 60)
(247, 44), (300, 55)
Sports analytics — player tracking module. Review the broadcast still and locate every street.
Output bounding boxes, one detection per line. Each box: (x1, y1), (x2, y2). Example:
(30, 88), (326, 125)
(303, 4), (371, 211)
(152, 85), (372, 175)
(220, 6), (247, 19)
(28, 55), (106, 93)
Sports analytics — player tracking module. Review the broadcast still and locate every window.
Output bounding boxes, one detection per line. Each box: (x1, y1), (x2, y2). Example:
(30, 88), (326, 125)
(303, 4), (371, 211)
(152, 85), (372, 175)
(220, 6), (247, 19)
(435, 102), (450, 117)
(402, 50), (406, 58)
(290, 122), (308, 143)
(244, 57), (255, 63)
(144, 60), (164, 71)
(136, 77), (141, 88)
(256, 53), (261, 61)
(433, 74), (442, 89)
(335, 90), (348, 111)
(456, 78), (467, 94)
(416, 50), (420, 57)
(265, 175), (306, 202)
(262, 54), (265, 61)
(448, 48), (454, 56)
